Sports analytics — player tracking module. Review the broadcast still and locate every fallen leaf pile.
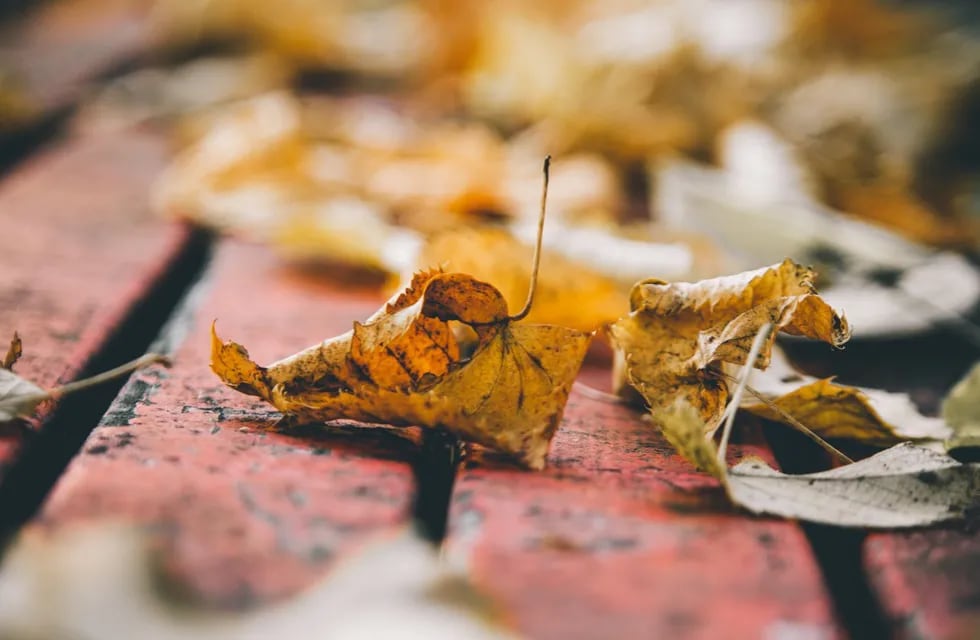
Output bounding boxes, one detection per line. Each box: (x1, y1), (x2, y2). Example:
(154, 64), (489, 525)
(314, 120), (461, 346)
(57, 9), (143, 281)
(37, 0), (979, 533)
(147, 0), (980, 251)
(139, 0), (980, 344)
(152, 90), (708, 326)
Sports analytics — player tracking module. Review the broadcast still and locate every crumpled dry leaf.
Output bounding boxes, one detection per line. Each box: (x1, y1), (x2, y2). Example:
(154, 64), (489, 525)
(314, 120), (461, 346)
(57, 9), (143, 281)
(743, 347), (950, 446)
(610, 259), (850, 433)
(0, 523), (515, 640)
(652, 400), (980, 528)
(942, 362), (980, 462)
(212, 269), (591, 469)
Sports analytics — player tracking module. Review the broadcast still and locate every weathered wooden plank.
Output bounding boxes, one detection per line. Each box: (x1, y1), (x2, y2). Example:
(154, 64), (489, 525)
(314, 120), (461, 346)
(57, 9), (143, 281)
(446, 382), (841, 639)
(0, 0), (153, 124)
(0, 127), (189, 469)
(36, 241), (421, 606)
(865, 530), (980, 639)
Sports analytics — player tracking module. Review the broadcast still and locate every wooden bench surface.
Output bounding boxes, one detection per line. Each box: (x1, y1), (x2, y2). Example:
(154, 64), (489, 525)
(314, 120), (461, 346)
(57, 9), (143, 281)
(0, 4), (978, 639)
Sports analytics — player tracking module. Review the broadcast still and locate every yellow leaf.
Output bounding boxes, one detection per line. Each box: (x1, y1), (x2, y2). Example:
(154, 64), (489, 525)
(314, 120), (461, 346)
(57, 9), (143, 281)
(649, 399), (726, 480)
(744, 348), (950, 446)
(211, 270), (591, 469)
(609, 259), (850, 432)
(942, 362), (980, 461)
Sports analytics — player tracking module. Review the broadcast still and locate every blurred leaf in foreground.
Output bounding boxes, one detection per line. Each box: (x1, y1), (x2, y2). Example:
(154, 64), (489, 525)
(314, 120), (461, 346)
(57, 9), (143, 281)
(0, 523), (515, 640)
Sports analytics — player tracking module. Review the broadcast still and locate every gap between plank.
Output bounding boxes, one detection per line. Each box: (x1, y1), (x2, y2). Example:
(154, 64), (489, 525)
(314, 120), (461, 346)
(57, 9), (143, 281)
(764, 423), (892, 640)
(0, 228), (213, 547)
(411, 430), (463, 544)
(0, 111), (71, 177)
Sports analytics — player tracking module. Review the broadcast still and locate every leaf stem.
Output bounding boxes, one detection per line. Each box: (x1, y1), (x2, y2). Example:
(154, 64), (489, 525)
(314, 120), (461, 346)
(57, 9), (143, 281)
(510, 155), (551, 322)
(715, 366), (855, 465)
(50, 353), (170, 398)
(717, 323), (772, 465)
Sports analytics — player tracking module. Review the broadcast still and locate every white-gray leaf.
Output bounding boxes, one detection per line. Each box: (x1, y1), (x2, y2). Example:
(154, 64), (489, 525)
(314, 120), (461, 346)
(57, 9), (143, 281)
(0, 368), (49, 422)
(728, 443), (980, 528)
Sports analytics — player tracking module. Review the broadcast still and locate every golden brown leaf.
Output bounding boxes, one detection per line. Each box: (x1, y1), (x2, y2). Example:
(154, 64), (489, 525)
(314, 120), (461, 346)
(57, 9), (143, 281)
(211, 270), (591, 469)
(609, 259), (850, 432)
(744, 349), (949, 446)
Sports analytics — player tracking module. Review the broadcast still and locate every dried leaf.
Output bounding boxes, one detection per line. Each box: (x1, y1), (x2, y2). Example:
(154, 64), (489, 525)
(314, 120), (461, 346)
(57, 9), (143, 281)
(654, 400), (980, 528)
(649, 400), (726, 479)
(728, 444), (980, 528)
(744, 347), (950, 446)
(609, 259), (850, 432)
(3, 332), (22, 370)
(0, 336), (168, 426)
(942, 362), (980, 462)
(212, 269), (591, 469)
(0, 369), (49, 423)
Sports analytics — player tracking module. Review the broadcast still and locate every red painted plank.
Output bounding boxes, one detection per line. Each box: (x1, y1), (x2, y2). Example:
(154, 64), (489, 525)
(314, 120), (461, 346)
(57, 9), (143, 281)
(0, 127), (188, 466)
(865, 530), (980, 639)
(0, 0), (153, 121)
(446, 387), (841, 639)
(37, 241), (421, 606)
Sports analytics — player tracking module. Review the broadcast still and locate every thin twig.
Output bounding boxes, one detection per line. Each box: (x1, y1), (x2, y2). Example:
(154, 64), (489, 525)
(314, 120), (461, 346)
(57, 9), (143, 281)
(510, 155), (550, 322)
(717, 324), (772, 464)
